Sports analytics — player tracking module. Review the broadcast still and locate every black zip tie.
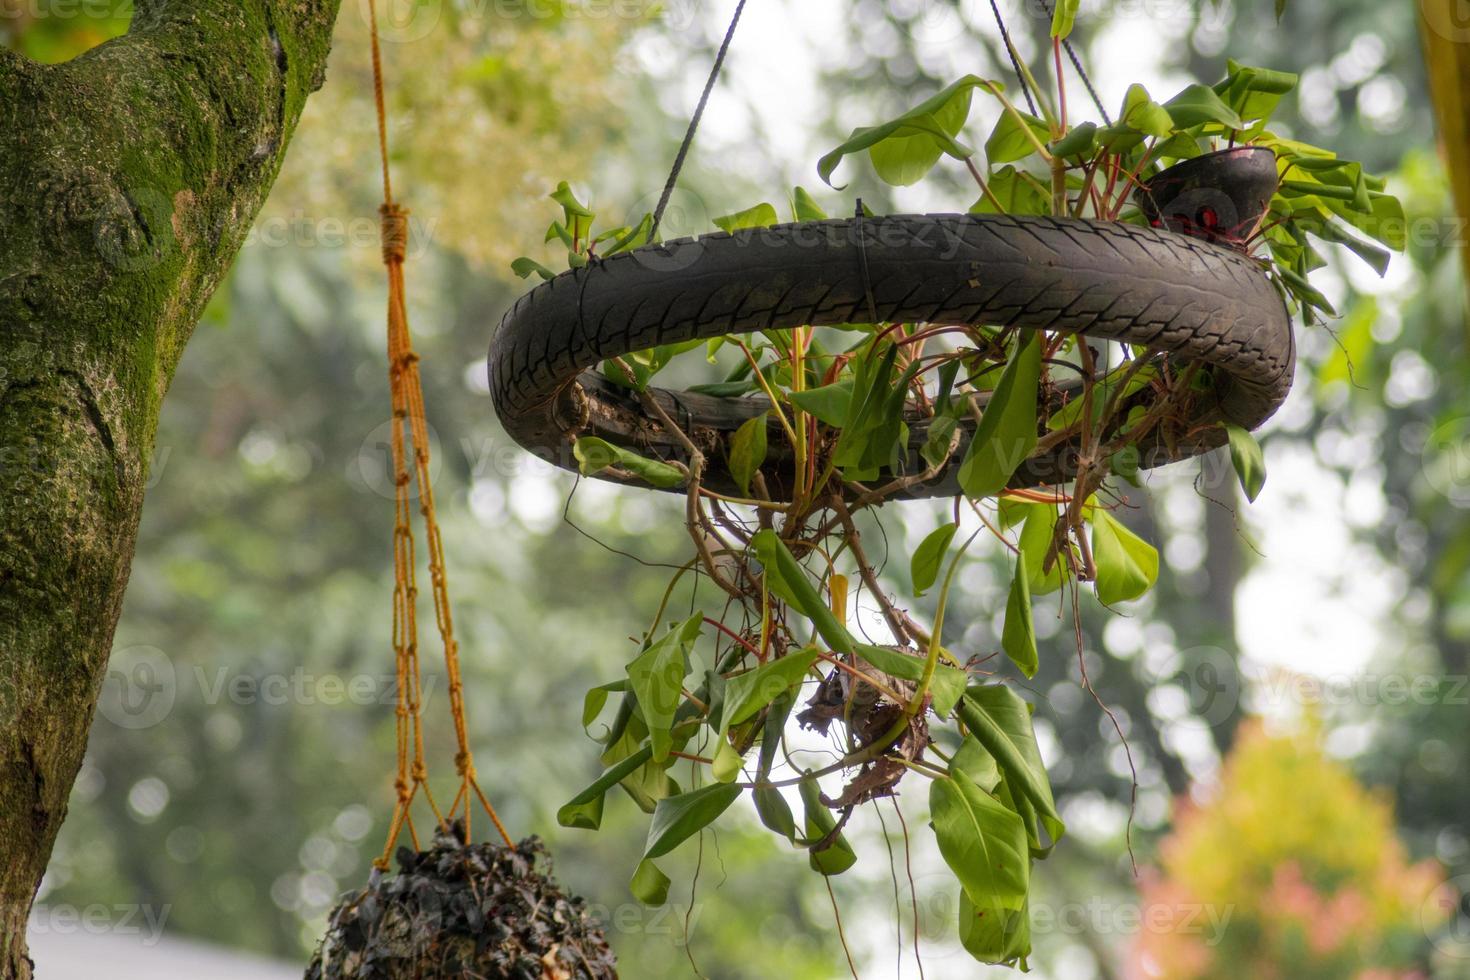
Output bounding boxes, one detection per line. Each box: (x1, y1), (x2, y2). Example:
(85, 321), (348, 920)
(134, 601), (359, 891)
(649, 0), (747, 242)
(855, 200), (880, 325)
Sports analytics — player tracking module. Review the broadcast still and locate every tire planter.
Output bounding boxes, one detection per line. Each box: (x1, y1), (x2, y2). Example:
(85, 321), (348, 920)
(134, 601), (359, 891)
(488, 213), (1294, 500)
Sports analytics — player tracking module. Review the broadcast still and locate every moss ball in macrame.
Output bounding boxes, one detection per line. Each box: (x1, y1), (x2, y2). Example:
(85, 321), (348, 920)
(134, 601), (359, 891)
(306, 824), (617, 980)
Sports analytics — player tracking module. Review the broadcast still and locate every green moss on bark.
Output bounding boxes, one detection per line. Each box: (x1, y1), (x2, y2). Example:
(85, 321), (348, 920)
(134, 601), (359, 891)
(0, 3), (342, 976)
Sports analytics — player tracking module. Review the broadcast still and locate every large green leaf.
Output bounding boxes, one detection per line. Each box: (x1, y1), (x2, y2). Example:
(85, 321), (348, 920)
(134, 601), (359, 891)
(985, 110), (1050, 165)
(788, 379), (854, 427)
(818, 75), (996, 187)
(753, 530), (856, 655)
(959, 685), (1063, 844)
(630, 858), (671, 906)
(930, 772), (1030, 911)
(1090, 510), (1159, 604)
(1050, 0), (1079, 38)
(626, 615), (702, 763)
(1162, 83), (1245, 130)
(1001, 552), (1037, 678)
(971, 165), (1050, 216)
(721, 648), (818, 732)
(557, 744), (654, 830)
(644, 783), (742, 860)
(958, 332), (1042, 499)
(1017, 503), (1066, 595)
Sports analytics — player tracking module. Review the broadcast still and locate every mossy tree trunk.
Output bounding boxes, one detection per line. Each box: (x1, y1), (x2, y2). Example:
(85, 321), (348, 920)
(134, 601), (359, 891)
(0, 3), (341, 974)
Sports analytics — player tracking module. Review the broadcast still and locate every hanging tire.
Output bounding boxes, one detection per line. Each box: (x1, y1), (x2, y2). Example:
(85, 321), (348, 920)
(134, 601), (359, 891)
(488, 213), (1294, 499)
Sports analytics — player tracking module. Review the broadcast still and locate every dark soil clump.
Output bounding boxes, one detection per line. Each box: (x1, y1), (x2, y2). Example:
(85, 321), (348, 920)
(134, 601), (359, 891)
(307, 823), (617, 979)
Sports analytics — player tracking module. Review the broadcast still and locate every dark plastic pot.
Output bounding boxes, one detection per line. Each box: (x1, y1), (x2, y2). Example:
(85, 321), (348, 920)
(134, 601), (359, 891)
(1134, 146), (1278, 248)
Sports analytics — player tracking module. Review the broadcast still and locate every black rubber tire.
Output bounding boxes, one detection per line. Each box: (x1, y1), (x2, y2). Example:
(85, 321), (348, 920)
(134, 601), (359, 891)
(488, 213), (1293, 499)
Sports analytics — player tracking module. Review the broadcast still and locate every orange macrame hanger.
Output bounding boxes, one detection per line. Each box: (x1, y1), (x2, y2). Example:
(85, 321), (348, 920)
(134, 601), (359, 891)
(364, 0), (512, 871)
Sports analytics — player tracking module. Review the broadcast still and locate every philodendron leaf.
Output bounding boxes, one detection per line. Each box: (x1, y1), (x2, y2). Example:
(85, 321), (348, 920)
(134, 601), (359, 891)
(912, 522), (959, 596)
(1002, 552), (1038, 678)
(630, 859), (671, 906)
(714, 203), (779, 234)
(1090, 510), (1159, 604)
(574, 437), (685, 488)
(729, 414), (769, 496)
(626, 614), (702, 763)
(958, 332), (1042, 500)
(929, 771), (1030, 912)
(1162, 83), (1245, 130)
(818, 75), (997, 188)
(644, 783), (742, 860)
(1225, 424), (1267, 502)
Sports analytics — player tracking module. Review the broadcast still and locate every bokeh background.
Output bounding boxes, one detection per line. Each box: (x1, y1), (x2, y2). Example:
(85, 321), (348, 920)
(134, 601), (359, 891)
(6, 0), (1469, 977)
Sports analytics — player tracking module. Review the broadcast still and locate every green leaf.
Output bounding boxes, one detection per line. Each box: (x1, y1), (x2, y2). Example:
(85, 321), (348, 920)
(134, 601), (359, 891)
(930, 772), (1030, 911)
(626, 615), (702, 763)
(729, 414), (769, 496)
(1090, 510), (1159, 604)
(912, 523), (959, 596)
(550, 181), (595, 242)
(818, 75), (995, 188)
(792, 186), (829, 222)
(855, 643), (967, 717)
(1120, 83), (1173, 139)
(714, 203), (779, 234)
(960, 890), (1031, 967)
(582, 680), (628, 737)
(630, 859), (670, 906)
(1162, 83), (1245, 130)
(1017, 504), (1066, 595)
(985, 110), (1050, 165)
(1050, 121), (1098, 158)
(1002, 553), (1038, 678)
(971, 166), (1050, 216)
(1225, 424), (1267, 502)
(721, 649), (818, 732)
(754, 785), (797, 840)
(788, 379), (854, 427)
(1050, 0), (1079, 38)
(573, 437), (686, 488)
(557, 745), (654, 830)
(753, 530), (856, 655)
(712, 738), (745, 783)
(958, 332), (1042, 499)
(511, 256), (556, 281)
(922, 413), (961, 468)
(951, 737), (1002, 792)
(799, 779), (858, 875)
(958, 685), (1064, 844)
(602, 213), (655, 256)
(644, 783), (742, 860)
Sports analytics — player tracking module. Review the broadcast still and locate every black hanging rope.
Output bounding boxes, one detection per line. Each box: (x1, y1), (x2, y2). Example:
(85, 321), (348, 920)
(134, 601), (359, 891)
(650, 0), (747, 241)
(990, 0), (1112, 127)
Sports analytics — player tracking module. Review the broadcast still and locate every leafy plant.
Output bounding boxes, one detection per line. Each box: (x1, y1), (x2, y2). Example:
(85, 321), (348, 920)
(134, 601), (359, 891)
(510, 15), (1399, 971)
